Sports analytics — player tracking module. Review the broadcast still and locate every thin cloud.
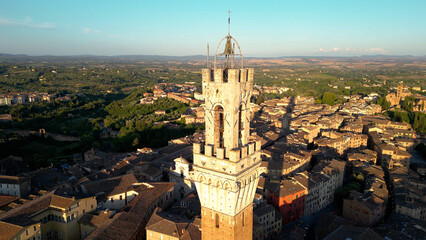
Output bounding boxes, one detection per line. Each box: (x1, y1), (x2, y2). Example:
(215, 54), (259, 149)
(0, 16), (54, 29)
(83, 27), (102, 34)
(314, 47), (386, 54)
(82, 27), (124, 39)
(314, 47), (341, 53)
(361, 48), (386, 54)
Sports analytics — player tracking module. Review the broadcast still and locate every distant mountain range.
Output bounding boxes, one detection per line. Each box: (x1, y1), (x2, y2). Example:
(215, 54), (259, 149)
(0, 53), (424, 63)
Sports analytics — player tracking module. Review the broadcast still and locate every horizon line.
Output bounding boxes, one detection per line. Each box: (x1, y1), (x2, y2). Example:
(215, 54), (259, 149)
(1, 53), (425, 59)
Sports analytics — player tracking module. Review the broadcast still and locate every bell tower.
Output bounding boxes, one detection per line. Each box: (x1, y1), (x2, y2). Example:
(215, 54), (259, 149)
(397, 81), (403, 99)
(192, 13), (261, 240)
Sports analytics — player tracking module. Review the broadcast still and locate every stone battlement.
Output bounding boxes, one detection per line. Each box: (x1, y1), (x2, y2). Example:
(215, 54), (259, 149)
(193, 139), (261, 162)
(202, 68), (254, 84)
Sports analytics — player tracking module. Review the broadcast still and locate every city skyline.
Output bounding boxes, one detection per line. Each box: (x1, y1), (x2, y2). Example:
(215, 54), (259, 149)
(1, 0), (425, 57)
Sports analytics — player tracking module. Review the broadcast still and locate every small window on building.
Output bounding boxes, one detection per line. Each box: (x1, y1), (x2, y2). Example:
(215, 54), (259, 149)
(120, 195), (122, 200)
(83, 210), (85, 214)
(34, 226), (37, 231)
(111, 197), (114, 202)
(215, 213), (220, 228)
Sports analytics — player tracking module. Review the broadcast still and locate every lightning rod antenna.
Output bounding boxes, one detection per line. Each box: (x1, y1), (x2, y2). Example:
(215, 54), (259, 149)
(207, 43), (210, 68)
(228, 9), (231, 36)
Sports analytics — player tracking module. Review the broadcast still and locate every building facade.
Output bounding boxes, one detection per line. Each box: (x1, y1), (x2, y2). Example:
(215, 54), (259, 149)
(0, 175), (30, 197)
(253, 203), (282, 239)
(0, 191), (97, 240)
(268, 179), (306, 224)
(0, 221), (41, 240)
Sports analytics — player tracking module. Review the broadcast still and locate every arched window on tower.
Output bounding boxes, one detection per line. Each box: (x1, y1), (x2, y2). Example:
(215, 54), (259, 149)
(214, 105), (224, 148)
(215, 213), (220, 228)
(238, 105), (243, 147)
(242, 211), (245, 226)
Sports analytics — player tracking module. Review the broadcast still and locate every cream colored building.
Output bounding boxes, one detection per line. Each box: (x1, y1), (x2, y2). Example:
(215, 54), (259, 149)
(169, 157), (196, 200)
(0, 191), (97, 240)
(80, 174), (139, 210)
(295, 171), (331, 217)
(146, 209), (201, 240)
(0, 221), (41, 240)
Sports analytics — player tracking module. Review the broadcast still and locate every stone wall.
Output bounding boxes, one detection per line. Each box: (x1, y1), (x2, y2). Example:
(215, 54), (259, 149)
(201, 205), (253, 240)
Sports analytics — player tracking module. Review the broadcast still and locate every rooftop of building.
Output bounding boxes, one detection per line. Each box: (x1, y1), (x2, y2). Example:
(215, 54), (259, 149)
(81, 173), (138, 196)
(324, 225), (384, 240)
(0, 190), (83, 227)
(0, 221), (25, 240)
(146, 208), (200, 239)
(253, 203), (277, 217)
(275, 179), (306, 197)
(85, 182), (175, 240)
(78, 210), (116, 228)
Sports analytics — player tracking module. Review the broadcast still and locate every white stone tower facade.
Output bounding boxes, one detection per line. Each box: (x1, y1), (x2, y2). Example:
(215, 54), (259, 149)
(192, 31), (261, 240)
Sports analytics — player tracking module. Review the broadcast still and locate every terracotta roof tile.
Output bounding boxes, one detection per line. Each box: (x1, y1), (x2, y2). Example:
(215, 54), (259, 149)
(0, 221), (22, 240)
(50, 195), (75, 209)
(0, 194), (19, 208)
(86, 182), (175, 240)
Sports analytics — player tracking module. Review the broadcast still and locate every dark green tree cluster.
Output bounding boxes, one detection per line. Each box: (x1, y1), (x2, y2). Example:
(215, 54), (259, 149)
(402, 96), (416, 112)
(334, 171), (365, 208)
(101, 89), (200, 151)
(320, 92), (337, 105)
(316, 92), (345, 105)
(112, 123), (203, 152)
(0, 133), (85, 169)
(385, 111), (426, 134)
(104, 93), (188, 131)
(0, 95), (106, 136)
(376, 96), (391, 110)
(415, 143), (426, 160)
(253, 92), (286, 104)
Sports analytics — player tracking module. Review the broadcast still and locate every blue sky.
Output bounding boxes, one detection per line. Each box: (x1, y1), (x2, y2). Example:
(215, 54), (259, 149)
(0, 0), (425, 57)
